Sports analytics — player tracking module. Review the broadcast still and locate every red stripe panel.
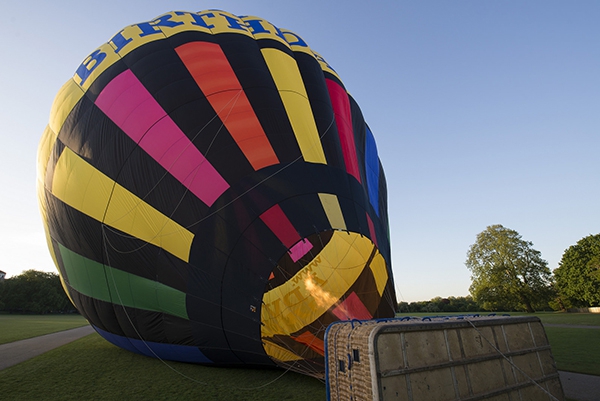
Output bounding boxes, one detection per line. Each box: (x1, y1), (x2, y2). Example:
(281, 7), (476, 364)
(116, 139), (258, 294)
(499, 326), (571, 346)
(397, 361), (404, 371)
(260, 205), (301, 249)
(366, 212), (378, 248)
(332, 292), (372, 320)
(176, 41), (279, 171)
(326, 79), (361, 183)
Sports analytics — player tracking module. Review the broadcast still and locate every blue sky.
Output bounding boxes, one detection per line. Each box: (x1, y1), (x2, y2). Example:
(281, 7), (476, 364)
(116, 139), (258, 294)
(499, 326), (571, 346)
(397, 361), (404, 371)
(1, 1), (598, 302)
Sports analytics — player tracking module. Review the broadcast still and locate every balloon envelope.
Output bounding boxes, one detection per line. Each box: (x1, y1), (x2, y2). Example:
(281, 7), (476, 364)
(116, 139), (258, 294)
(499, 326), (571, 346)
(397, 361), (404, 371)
(37, 10), (397, 377)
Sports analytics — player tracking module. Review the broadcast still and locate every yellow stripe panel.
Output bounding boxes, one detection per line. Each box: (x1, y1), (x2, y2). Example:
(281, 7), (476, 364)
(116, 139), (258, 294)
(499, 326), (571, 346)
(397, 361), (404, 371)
(51, 148), (193, 262)
(262, 341), (303, 362)
(318, 193), (347, 230)
(261, 48), (327, 164)
(261, 232), (374, 338)
(37, 125), (58, 190)
(49, 79), (85, 134)
(369, 252), (389, 296)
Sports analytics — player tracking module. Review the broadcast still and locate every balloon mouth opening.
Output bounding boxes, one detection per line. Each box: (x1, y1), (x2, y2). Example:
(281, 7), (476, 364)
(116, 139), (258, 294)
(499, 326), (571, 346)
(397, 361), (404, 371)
(259, 230), (387, 376)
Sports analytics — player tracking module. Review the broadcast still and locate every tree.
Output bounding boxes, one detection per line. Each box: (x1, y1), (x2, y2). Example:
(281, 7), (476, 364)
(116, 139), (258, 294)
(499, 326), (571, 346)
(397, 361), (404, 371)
(397, 296), (481, 313)
(465, 225), (553, 313)
(0, 270), (74, 314)
(553, 234), (600, 307)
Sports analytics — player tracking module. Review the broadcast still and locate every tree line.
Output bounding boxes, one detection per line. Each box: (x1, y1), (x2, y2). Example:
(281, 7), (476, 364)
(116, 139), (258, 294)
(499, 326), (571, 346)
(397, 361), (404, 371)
(0, 270), (76, 314)
(398, 296), (481, 314)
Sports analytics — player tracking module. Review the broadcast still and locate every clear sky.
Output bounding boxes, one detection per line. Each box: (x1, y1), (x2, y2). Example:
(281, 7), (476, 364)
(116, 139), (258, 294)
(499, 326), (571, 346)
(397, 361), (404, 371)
(1, 1), (598, 302)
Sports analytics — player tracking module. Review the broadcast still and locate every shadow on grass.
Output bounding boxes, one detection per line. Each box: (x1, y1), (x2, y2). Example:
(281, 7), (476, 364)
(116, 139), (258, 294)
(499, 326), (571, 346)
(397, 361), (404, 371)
(0, 333), (326, 401)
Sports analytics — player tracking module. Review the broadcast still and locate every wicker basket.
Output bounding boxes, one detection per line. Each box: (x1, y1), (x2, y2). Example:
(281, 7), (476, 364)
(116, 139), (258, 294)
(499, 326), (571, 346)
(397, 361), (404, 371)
(325, 316), (564, 401)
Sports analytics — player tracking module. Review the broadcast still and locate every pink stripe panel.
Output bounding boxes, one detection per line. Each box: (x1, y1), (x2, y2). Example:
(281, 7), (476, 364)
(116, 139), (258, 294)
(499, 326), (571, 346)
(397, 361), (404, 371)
(95, 69), (229, 206)
(326, 79), (361, 183)
(366, 212), (378, 248)
(259, 205), (301, 248)
(288, 238), (313, 262)
(332, 292), (372, 320)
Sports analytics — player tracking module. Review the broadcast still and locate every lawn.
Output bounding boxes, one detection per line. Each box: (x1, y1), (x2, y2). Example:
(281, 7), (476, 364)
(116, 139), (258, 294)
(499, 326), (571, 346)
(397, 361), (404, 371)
(545, 327), (600, 376)
(0, 313), (88, 345)
(508, 311), (600, 326)
(0, 333), (326, 401)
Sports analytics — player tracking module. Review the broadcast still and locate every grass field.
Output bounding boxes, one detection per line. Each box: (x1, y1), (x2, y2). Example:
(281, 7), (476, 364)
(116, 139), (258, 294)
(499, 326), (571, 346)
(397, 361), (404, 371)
(0, 314), (88, 345)
(0, 333), (326, 401)
(0, 312), (598, 400)
(545, 327), (600, 376)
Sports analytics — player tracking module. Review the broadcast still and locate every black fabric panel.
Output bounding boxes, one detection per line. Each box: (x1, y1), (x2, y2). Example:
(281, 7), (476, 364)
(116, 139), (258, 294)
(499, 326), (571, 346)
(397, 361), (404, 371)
(221, 256), (272, 365)
(69, 289), (125, 336)
(295, 52), (345, 170)
(278, 193), (331, 240)
(66, 288), (199, 346)
(186, 292), (243, 364)
(44, 194), (105, 266)
(114, 144), (210, 226)
(255, 37), (295, 56)
(231, 220), (283, 278)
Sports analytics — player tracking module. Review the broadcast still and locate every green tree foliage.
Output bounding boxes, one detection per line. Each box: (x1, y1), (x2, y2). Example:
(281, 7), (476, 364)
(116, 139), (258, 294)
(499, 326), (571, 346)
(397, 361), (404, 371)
(398, 296), (480, 313)
(553, 234), (600, 307)
(0, 270), (75, 314)
(465, 225), (553, 313)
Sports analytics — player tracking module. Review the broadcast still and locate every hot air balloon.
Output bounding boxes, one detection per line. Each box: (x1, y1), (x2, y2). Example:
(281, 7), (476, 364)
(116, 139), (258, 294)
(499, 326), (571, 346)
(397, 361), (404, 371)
(37, 10), (396, 378)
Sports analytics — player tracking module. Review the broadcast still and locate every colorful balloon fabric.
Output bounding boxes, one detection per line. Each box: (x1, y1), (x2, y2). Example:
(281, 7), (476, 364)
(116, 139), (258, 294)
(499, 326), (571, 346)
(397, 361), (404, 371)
(37, 10), (397, 378)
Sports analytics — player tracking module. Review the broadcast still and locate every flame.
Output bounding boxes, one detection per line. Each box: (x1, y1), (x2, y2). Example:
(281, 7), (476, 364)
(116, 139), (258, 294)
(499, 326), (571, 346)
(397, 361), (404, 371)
(304, 273), (349, 318)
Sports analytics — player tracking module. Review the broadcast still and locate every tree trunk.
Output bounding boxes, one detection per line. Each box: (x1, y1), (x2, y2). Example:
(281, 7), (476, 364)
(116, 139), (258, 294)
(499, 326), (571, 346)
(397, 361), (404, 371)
(520, 294), (535, 313)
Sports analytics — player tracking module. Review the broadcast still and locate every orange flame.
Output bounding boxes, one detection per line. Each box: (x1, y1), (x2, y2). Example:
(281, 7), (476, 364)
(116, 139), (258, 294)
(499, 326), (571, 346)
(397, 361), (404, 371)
(304, 273), (348, 318)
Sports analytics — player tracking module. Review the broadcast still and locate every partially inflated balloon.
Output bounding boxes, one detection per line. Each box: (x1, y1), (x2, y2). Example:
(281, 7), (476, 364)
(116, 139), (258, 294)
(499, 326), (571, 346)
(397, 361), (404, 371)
(37, 10), (396, 377)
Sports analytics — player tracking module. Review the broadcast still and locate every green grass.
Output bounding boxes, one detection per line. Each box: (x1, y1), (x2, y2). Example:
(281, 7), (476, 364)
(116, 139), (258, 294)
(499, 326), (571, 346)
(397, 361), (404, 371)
(0, 314), (88, 345)
(544, 327), (600, 376)
(0, 333), (326, 401)
(513, 311), (600, 326)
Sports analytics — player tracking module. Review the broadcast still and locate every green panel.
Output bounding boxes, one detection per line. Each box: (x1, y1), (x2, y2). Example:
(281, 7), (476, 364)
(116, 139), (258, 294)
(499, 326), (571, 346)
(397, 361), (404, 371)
(59, 244), (111, 301)
(58, 244), (188, 319)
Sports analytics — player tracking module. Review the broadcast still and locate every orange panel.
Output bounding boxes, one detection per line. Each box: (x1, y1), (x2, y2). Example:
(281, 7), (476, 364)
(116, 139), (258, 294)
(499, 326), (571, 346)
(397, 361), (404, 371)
(292, 331), (325, 356)
(176, 41), (279, 170)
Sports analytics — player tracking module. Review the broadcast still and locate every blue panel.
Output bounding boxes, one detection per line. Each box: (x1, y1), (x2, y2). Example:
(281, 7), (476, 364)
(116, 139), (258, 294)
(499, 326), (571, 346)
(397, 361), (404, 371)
(94, 325), (214, 364)
(364, 125), (380, 216)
